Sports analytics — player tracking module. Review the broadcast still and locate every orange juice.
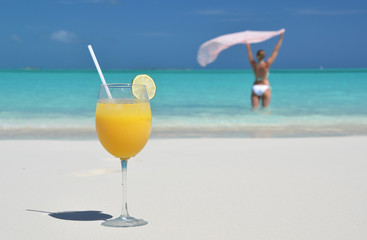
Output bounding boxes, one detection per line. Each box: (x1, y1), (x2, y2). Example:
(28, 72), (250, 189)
(96, 99), (152, 159)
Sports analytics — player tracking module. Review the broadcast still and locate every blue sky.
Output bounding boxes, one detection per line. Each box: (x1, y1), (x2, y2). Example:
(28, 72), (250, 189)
(1, 0), (367, 69)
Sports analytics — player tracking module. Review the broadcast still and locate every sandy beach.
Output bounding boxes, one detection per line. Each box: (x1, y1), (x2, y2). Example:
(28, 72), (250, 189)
(1, 137), (366, 239)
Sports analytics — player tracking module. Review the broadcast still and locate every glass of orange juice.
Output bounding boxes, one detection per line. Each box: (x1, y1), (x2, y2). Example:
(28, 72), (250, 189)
(96, 83), (152, 227)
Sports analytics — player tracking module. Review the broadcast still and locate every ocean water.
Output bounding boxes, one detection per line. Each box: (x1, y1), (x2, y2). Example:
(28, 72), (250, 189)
(1, 68), (367, 138)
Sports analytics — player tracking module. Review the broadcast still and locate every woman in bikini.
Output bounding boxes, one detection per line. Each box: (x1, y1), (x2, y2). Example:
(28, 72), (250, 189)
(246, 33), (284, 108)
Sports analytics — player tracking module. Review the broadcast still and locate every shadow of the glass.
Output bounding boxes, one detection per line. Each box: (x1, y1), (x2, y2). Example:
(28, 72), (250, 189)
(27, 209), (113, 221)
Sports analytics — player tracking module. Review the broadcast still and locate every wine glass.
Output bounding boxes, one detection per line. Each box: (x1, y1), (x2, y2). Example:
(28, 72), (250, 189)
(95, 83), (151, 227)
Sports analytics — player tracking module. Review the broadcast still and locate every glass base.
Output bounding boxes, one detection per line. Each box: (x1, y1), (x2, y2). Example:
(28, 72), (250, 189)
(101, 215), (148, 227)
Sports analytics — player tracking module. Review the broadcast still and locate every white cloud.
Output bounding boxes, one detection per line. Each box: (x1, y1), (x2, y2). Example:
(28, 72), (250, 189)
(51, 30), (77, 44)
(296, 9), (367, 16)
(10, 34), (22, 43)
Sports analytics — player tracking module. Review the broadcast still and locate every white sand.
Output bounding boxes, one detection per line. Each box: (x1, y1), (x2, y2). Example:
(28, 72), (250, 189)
(1, 137), (367, 240)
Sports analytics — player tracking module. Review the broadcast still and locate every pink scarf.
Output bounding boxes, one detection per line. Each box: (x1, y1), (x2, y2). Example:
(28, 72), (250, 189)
(197, 29), (285, 67)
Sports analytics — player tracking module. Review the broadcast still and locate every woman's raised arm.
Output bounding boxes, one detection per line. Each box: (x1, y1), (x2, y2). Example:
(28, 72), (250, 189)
(266, 34), (284, 66)
(246, 43), (256, 68)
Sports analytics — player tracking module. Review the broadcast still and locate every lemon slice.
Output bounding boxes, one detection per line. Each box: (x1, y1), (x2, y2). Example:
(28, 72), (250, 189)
(131, 74), (156, 100)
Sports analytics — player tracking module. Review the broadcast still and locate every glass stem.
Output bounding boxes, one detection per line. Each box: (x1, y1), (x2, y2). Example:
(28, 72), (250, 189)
(120, 158), (129, 218)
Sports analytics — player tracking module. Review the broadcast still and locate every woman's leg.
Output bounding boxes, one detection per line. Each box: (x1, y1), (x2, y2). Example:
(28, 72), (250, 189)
(262, 88), (271, 107)
(251, 91), (260, 109)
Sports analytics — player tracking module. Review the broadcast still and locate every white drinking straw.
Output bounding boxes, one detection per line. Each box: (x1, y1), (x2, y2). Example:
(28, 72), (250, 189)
(88, 45), (112, 99)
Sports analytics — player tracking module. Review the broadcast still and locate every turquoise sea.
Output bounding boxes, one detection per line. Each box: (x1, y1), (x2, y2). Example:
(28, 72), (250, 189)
(1, 68), (367, 138)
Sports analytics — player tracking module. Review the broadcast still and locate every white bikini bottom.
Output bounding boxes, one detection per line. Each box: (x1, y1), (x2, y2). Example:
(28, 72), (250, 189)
(252, 85), (270, 97)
